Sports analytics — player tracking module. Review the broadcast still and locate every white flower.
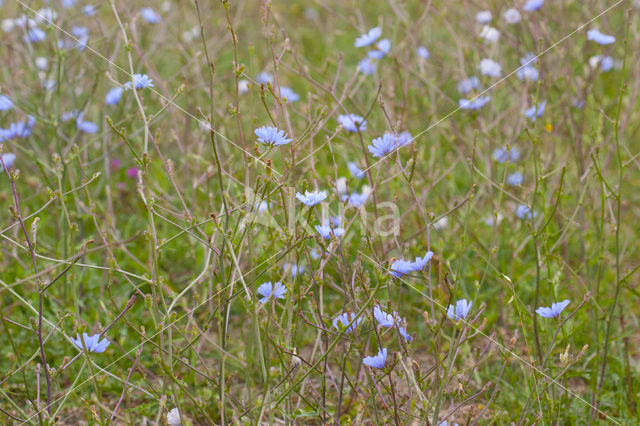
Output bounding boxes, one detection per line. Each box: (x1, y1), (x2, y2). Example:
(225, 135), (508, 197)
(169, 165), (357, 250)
(479, 58), (502, 78)
(479, 26), (500, 44)
(167, 407), (181, 425)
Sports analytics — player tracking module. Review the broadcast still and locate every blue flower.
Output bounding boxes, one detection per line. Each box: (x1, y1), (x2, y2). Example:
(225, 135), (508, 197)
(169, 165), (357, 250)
(506, 172), (523, 186)
(279, 87), (299, 102)
(503, 8), (521, 24)
(257, 281), (287, 303)
(83, 5), (97, 16)
(315, 225), (345, 239)
(374, 305), (397, 327)
(105, 87), (124, 105)
(599, 56), (614, 72)
(363, 348), (387, 369)
(76, 114), (98, 133)
(25, 27), (46, 43)
(141, 7), (162, 24)
(368, 134), (398, 158)
(523, 0), (544, 12)
(416, 46), (430, 60)
(255, 126), (292, 146)
(257, 72), (273, 84)
(296, 190), (327, 206)
(395, 131), (413, 147)
(516, 66), (539, 82)
(369, 38), (391, 59)
(348, 161), (365, 178)
(332, 312), (362, 334)
(0, 153), (17, 172)
(524, 101), (546, 121)
(282, 263), (304, 278)
(398, 326), (412, 342)
(447, 299), (472, 322)
(587, 29), (615, 45)
(458, 77), (480, 95)
(0, 95), (13, 111)
(342, 190), (369, 207)
(71, 26), (89, 51)
(536, 299), (570, 318)
(479, 59), (502, 77)
(61, 0), (76, 7)
(389, 259), (414, 277)
(355, 27), (382, 48)
(515, 204), (537, 219)
(3, 118), (35, 140)
(338, 114), (367, 132)
(358, 58), (377, 75)
(492, 147), (520, 163)
(459, 96), (490, 110)
(71, 332), (110, 353)
(124, 74), (154, 90)
(476, 10), (492, 24)
(410, 251), (434, 271)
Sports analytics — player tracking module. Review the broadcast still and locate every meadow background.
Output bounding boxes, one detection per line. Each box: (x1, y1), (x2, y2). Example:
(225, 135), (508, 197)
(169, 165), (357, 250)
(1, 0), (639, 424)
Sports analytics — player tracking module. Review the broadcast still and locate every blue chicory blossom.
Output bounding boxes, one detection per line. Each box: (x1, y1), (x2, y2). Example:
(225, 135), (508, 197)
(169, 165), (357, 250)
(398, 326), (412, 342)
(479, 59), (502, 77)
(338, 114), (367, 132)
(368, 134), (398, 158)
(476, 10), (492, 24)
(83, 5), (97, 16)
(141, 7), (162, 24)
(515, 204), (537, 219)
(332, 312), (362, 334)
(0, 95), (13, 111)
(296, 190), (327, 207)
(71, 26), (89, 51)
(25, 27), (46, 43)
(492, 147), (520, 163)
(348, 161), (365, 178)
(282, 263), (304, 278)
(389, 259), (415, 277)
(459, 96), (490, 110)
(598, 56), (614, 72)
(355, 27), (382, 48)
(524, 101), (546, 121)
(368, 38), (391, 59)
(395, 131), (413, 147)
(516, 66), (539, 82)
(315, 224), (345, 239)
(256, 72), (273, 84)
(2, 118), (35, 140)
(536, 299), (570, 318)
(76, 114), (98, 133)
(458, 76), (480, 94)
(342, 190), (369, 207)
(374, 305), (397, 327)
(587, 29), (615, 45)
(279, 87), (299, 102)
(0, 153), (17, 172)
(523, 0), (544, 12)
(105, 87), (124, 105)
(257, 281), (287, 303)
(358, 57), (377, 75)
(506, 172), (524, 186)
(411, 251), (434, 271)
(362, 348), (387, 369)
(71, 332), (110, 353)
(255, 126), (292, 146)
(124, 74), (154, 90)
(61, 0), (76, 7)
(416, 46), (430, 60)
(447, 299), (472, 322)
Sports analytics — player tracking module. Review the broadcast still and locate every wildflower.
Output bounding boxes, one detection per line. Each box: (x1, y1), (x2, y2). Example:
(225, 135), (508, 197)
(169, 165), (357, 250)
(358, 58), (377, 75)
(368, 38), (391, 59)
(83, 5), (97, 16)
(479, 59), (501, 77)
(516, 66), (539, 82)
(484, 213), (504, 226)
(35, 57), (48, 70)
(348, 161), (365, 178)
(126, 167), (138, 179)
(475, 10), (492, 24)
(35, 8), (58, 24)
(459, 96), (490, 110)
(282, 263), (304, 278)
(515, 204), (537, 219)
(254, 126), (292, 146)
(0, 153), (17, 172)
(296, 190), (327, 207)
(523, 0), (544, 12)
(279, 87), (299, 102)
(416, 46), (430, 60)
(256, 72), (273, 84)
(315, 224), (345, 239)
(398, 326), (412, 342)
(433, 216), (448, 230)
(61, 0), (76, 7)
(25, 27), (46, 43)
(342, 190), (369, 207)
(447, 299), (472, 322)
(3, 118), (35, 140)
(70, 332), (110, 353)
(0, 94), (13, 111)
(167, 408), (181, 425)
(338, 114), (367, 132)
(76, 114), (98, 133)
(368, 134), (397, 158)
(479, 26), (500, 44)
(520, 53), (539, 67)
(458, 76), (480, 94)
(589, 55), (614, 72)
(238, 79), (250, 94)
(536, 299), (570, 318)
(506, 172), (523, 186)
(389, 259), (415, 277)
(355, 27), (382, 48)
(141, 7), (162, 24)
(524, 101), (546, 121)
(71, 26), (89, 51)
(492, 147), (520, 163)
(363, 348), (387, 369)
(124, 74), (154, 90)
(410, 251), (434, 271)
(503, 8), (521, 24)
(396, 131), (413, 147)
(374, 306), (397, 327)
(587, 29), (615, 45)
(257, 281), (287, 303)
(105, 87), (124, 105)
(332, 312), (362, 334)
